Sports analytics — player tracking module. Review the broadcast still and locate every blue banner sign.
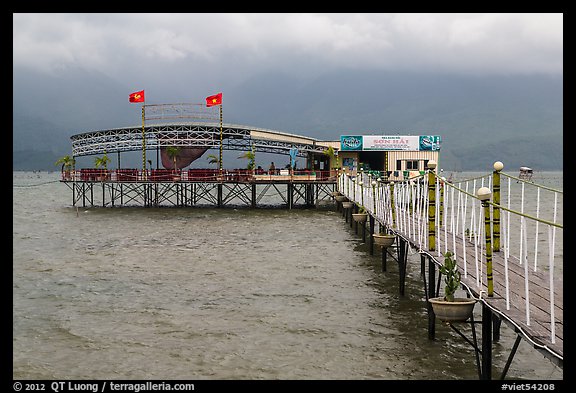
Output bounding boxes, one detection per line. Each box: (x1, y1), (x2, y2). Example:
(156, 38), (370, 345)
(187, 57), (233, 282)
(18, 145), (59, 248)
(340, 135), (363, 151)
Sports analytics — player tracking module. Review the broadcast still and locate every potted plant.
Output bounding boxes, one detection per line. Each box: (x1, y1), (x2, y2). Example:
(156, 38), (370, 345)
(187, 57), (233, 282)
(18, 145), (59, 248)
(428, 251), (477, 322)
(55, 155), (75, 180)
(373, 229), (395, 248)
(166, 146), (182, 181)
(94, 153), (111, 181)
(352, 205), (368, 224)
(342, 200), (354, 209)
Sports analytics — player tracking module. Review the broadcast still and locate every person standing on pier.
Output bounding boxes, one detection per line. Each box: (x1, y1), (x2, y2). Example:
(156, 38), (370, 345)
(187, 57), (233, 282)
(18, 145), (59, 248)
(269, 162), (276, 175)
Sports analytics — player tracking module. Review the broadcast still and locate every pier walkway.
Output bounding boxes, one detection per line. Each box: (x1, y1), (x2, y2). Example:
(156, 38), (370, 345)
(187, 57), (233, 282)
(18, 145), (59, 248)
(335, 162), (562, 378)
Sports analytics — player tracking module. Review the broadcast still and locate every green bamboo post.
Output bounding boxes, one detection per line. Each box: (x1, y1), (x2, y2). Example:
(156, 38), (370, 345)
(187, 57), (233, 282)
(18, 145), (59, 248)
(372, 180), (377, 216)
(377, 177), (382, 214)
(492, 161), (503, 252)
(439, 177), (444, 226)
(390, 181), (396, 228)
(352, 177), (356, 205)
(359, 180), (364, 209)
(427, 160), (437, 251)
(478, 186), (493, 297)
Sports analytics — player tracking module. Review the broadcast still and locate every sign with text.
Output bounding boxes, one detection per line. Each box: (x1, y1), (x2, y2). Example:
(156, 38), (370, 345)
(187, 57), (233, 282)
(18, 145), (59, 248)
(340, 135), (363, 151)
(341, 135), (441, 151)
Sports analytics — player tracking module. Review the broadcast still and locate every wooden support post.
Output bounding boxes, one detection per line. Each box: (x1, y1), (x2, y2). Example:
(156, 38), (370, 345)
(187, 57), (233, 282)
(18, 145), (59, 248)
(420, 253), (426, 277)
(217, 183), (223, 208)
(482, 303), (493, 380)
(252, 183), (256, 208)
(398, 238), (407, 296)
(369, 215), (375, 255)
(349, 206), (353, 228)
(381, 246), (387, 272)
(427, 256), (436, 340)
(493, 315), (501, 342)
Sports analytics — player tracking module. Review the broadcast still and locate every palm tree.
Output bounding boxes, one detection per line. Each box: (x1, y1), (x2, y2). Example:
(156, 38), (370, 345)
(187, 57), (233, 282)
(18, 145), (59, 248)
(166, 146), (181, 170)
(206, 153), (219, 166)
(54, 156), (76, 178)
(238, 145), (256, 171)
(94, 153), (111, 181)
(94, 154), (111, 170)
(55, 155), (76, 179)
(324, 146), (340, 178)
(166, 146), (182, 179)
(324, 146), (340, 169)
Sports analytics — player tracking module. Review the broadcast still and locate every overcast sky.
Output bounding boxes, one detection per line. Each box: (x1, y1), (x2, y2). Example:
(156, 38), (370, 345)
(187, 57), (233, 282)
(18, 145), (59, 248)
(13, 13), (563, 87)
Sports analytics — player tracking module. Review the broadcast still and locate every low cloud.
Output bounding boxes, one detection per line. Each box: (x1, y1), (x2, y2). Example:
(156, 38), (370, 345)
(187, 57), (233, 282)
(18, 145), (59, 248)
(13, 13), (563, 78)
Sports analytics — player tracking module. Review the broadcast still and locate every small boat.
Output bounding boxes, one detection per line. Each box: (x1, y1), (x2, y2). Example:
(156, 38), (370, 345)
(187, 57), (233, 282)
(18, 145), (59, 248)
(518, 166), (533, 181)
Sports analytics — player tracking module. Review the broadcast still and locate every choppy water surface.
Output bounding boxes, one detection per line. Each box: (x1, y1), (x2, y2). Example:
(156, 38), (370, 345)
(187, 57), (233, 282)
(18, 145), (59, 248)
(13, 171), (563, 380)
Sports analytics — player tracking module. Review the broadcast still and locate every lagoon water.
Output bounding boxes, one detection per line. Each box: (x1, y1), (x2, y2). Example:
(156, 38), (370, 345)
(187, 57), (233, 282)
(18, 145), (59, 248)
(12, 171), (563, 380)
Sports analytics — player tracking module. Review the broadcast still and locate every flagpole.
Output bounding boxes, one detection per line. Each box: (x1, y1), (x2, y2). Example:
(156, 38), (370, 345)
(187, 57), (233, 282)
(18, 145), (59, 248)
(219, 105), (223, 177)
(142, 104), (147, 180)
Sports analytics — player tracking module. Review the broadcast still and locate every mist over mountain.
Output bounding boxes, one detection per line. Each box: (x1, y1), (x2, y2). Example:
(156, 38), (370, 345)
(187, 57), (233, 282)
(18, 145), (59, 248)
(13, 67), (562, 172)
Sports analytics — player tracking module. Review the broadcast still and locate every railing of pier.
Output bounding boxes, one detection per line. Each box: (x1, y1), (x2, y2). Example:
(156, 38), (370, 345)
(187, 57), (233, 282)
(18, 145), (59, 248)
(338, 164), (563, 348)
(62, 169), (333, 182)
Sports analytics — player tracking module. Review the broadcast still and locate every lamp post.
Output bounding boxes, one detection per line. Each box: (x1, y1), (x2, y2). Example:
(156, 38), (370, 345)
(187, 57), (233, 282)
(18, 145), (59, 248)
(477, 185), (494, 381)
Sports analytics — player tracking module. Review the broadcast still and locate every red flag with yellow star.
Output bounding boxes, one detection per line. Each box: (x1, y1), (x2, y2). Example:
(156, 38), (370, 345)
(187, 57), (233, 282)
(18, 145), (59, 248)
(129, 90), (145, 103)
(206, 92), (222, 107)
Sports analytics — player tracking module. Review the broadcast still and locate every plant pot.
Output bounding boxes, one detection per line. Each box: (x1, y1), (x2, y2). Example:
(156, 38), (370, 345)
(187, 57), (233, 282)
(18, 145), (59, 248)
(342, 201), (354, 209)
(428, 297), (477, 322)
(352, 213), (368, 223)
(173, 175), (181, 181)
(335, 195), (348, 202)
(331, 191), (341, 197)
(373, 234), (395, 248)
